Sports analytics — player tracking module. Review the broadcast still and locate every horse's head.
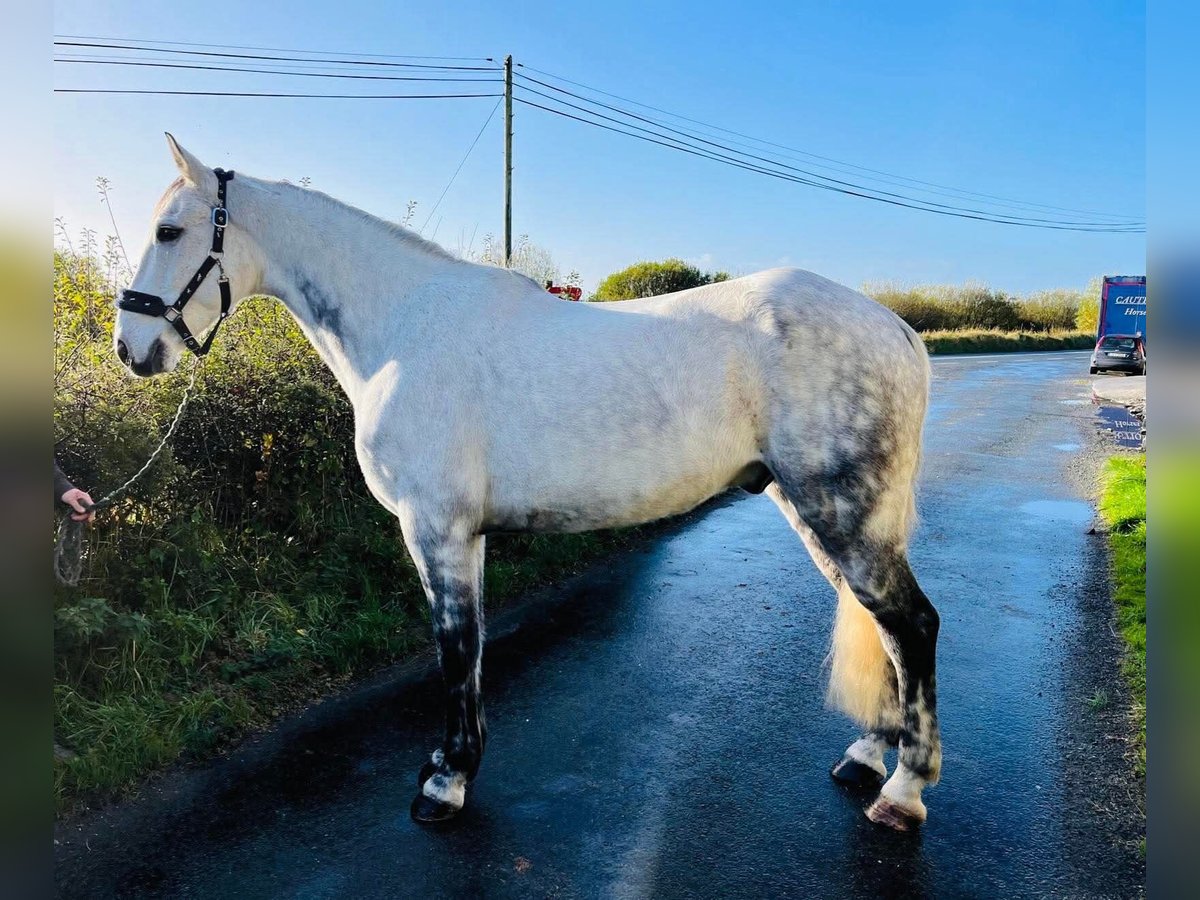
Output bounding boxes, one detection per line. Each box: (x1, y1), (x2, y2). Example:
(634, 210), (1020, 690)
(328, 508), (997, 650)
(114, 134), (260, 376)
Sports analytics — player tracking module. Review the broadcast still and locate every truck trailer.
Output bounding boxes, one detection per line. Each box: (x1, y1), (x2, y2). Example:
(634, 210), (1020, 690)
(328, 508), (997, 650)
(1096, 275), (1147, 340)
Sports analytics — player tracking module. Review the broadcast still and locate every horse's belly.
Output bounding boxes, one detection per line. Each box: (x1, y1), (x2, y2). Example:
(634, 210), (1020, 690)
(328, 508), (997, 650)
(481, 457), (747, 534)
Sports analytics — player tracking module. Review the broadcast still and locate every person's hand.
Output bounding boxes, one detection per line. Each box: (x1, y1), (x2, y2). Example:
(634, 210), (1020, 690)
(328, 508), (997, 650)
(60, 488), (96, 523)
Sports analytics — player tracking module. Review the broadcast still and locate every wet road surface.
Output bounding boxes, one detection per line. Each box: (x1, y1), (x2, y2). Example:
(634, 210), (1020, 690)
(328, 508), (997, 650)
(56, 351), (1144, 898)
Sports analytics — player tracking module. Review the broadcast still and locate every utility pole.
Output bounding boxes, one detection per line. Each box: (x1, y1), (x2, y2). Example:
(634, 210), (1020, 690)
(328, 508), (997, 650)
(503, 54), (513, 267)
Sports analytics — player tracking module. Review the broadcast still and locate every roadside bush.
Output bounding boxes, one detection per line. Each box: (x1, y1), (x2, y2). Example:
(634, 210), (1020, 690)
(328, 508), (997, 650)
(1015, 289), (1084, 332)
(920, 329), (1095, 354)
(592, 258), (730, 301)
(862, 285), (959, 331)
(864, 280), (1093, 333)
(949, 284), (1021, 331)
(1076, 299), (1099, 335)
(1074, 277), (1104, 334)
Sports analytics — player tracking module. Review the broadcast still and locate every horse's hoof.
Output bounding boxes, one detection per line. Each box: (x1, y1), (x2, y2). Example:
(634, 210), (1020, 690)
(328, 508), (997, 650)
(417, 760), (438, 789)
(410, 792), (461, 824)
(865, 796), (925, 832)
(831, 757), (884, 788)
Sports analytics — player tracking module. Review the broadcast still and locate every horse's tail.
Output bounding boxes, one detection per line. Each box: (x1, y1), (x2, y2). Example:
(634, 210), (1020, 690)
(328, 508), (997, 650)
(826, 318), (928, 728)
(827, 580), (895, 727)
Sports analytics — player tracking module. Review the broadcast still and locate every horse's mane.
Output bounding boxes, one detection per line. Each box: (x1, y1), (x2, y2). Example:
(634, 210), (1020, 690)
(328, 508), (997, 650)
(263, 177), (462, 263)
(235, 176), (545, 293)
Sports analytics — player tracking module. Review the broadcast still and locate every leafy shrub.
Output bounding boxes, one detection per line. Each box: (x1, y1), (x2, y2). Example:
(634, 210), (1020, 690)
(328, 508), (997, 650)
(592, 258), (730, 301)
(864, 280), (1094, 333)
(920, 329), (1094, 354)
(1014, 289), (1084, 331)
(1076, 298), (1100, 335)
(862, 285), (958, 331)
(949, 284), (1021, 330)
(1073, 277), (1105, 335)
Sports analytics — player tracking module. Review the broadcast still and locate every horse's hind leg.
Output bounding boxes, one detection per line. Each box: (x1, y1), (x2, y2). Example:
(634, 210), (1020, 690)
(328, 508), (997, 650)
(766, 485), (901, 788)
(401, 523), (487, 823)
(837, 550), (940, 831)
(772, 464), (940, 830)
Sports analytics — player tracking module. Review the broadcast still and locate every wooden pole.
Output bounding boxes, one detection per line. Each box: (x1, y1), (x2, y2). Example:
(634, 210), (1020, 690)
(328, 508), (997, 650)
(503, 54), (513, 267)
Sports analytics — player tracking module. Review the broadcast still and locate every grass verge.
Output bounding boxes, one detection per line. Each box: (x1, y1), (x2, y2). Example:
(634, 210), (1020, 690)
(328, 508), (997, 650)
(921, 329), (1095, 355)
(54, 524), (655, 816)
(1098, 454), (1146, 775)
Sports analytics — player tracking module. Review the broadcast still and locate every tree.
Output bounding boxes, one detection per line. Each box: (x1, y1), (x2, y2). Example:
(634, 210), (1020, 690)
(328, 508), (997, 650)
(592, 258), (730, 301)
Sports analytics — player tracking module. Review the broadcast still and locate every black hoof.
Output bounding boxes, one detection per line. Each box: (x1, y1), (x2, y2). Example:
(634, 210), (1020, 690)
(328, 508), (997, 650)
(831, 757), (884, 788)
(410, 792), (461, 824)
(417, 760), (438, 789)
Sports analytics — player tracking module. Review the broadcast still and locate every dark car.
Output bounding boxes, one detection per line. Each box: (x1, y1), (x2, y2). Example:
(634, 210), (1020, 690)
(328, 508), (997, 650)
(1090, 334), (1146, 375)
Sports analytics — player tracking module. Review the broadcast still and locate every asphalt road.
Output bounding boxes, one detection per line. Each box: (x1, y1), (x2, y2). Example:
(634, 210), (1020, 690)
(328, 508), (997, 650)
(56, 351), (1144, 899)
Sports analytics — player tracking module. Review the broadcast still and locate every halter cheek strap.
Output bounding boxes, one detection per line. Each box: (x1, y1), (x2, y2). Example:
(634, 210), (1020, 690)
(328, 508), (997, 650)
(118, 168), (235, 357)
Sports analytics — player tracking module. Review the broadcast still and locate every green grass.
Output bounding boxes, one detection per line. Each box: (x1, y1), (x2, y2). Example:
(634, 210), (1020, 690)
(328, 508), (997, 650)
(1098, 454), (1146, 775)
(921, 329), (1095, 355)
(53, 522), (652, 815)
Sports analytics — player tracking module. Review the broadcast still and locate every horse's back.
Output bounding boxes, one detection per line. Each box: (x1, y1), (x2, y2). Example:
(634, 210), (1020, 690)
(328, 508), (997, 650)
(603, 266), (927, 392)
(612, 267), (931, 486)
(599, 268), (920, 354)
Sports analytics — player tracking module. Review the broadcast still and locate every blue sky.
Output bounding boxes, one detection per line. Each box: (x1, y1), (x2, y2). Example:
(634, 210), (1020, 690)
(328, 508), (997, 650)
(54, 0), (1145, 294)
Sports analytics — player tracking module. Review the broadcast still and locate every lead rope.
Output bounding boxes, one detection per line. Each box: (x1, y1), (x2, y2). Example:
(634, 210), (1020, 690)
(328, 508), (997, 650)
(54, 359), (201, 586)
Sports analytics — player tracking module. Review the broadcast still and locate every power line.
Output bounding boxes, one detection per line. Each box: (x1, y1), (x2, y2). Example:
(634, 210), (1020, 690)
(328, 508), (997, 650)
(55, 89), (503, 99)
(55, 51), (487, 77)
(513, 97), (1141, 233)
(49, 37), (1141, 233)
(515, 72), (1141, 225)
(513, 80), (1140, 229)
(54, 41), (501, 71)
(54, 33), (494, 62)
(515, 62), (1140, 222)
(421, 98), (504, 233)
(54, 58), (501, 83)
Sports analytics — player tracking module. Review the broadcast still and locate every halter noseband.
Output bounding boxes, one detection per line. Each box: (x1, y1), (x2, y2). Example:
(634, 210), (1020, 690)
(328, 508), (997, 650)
(118, 168), (235, 357)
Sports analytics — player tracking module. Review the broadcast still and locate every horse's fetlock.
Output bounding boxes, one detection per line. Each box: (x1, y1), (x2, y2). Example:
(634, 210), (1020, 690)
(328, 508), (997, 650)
(444, 742), (482, 779)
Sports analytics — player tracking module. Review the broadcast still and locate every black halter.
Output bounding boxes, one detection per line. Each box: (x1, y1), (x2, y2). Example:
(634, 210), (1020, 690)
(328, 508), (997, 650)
(119, 168), (235, 357)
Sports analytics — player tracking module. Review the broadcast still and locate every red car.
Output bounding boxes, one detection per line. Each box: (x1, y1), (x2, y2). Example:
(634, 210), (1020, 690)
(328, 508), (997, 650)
(1090, 334), (1146, 376)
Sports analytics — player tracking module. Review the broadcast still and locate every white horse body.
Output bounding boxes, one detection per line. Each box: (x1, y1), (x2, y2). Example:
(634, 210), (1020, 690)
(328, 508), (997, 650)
(114, 137), (940, 831)
(356, 266), (914, 539)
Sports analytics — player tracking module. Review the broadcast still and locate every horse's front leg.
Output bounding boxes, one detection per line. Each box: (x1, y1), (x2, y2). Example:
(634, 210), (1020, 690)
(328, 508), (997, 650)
(403, 524), (486, 823)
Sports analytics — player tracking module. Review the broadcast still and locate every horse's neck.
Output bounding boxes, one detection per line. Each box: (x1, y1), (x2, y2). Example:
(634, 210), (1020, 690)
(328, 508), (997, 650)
(244, 179), (454, 401)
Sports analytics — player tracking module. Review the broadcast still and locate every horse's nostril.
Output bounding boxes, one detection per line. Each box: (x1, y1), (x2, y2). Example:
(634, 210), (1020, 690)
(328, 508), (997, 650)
(116, 340), (130, 365)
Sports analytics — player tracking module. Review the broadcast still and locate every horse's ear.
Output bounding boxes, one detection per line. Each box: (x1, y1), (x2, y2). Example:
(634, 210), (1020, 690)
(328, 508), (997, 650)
(164, 133), (217, 193)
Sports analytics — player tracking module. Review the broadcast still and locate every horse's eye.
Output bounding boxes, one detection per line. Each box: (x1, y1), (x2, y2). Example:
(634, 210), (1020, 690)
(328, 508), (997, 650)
(156, 225), (183, 243)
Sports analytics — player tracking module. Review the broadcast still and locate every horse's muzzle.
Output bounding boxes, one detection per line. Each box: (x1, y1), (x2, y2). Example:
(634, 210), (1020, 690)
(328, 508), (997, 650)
(125, 339), (167, 377)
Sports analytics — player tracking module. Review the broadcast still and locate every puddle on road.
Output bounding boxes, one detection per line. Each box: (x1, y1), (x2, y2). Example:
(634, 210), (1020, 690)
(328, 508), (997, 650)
(1095, 404), (1144, 449)
(1053, 442), (1081, 452)
(1058, 398), (1090, 406)
(1020, 499), (1093, 524)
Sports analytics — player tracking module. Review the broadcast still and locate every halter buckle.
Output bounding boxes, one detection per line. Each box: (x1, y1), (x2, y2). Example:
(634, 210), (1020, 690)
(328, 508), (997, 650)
(212, 207), (229, 228)
(163, 306), (182, 323)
